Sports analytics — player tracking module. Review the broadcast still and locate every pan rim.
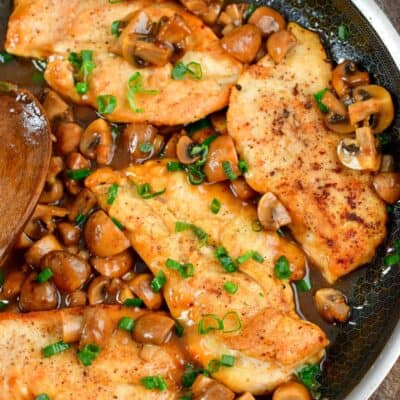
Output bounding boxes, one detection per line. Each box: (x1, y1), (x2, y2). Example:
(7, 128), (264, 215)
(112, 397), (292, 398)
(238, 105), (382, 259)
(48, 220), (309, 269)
(347, 1), (400, 399)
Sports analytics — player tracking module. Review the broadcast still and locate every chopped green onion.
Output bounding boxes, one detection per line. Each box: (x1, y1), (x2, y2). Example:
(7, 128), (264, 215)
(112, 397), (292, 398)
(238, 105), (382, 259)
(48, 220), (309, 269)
(296, 275), (312, 292)
(111, 20), (122, 37)
(0, 269), (5, 287)
(198, 314), (224, 335)
(42, 341), (71, 358)
(0, 300), (8, 311)
(35, 394), (50, 400)
(75, 82), (88, 94)
(274, 256), (292, 280)
(207, 359), (221, 373)
(377, 132), (390, 146)
(314, 88), (329, 113)
(0, 51), (15, 64)
(66, 168), (91, 181)
(140, 143), (154, 153)
(127, 72), (158, 113)
(97, 95), (117, 114)
(136, 182), (166, 199)
(175, 321), (184, 337)
(182, 364), (203, 387)
(222, 161), (238, 181)
(236, 250), (263, 265)
(201, 133), (219, 148)
(295, 364), (321, 399)
(179, 396), (192, 400)
(36, 268), (53, 283)
(166, 259), (194, 279)
(220, 354), (235, 367)
(118, 316), (135, 332)
(223, 281), (238, 294)
(175, 221), (208, 245)
(210, 198), (221, 214)
(239, 160), (248, 173)
(107, 183), (119, 205)
(394, 240), (400, 253)
(124, 298), (143, 307)
(215, 247), (237, 273)
(151, 270), (167, 292)
(172, 61), (202, 81)
(33, 71), (45, 85)
(141, 375), (168, 391)
(384, 253), (400, 267)
(109, 0), (123, 3)
(68, 50), (95, 95)
(277, 228), (285, 237)
(187, 118), (212, 136)
(111, 125), (120, 139)
(338, 23), (350, 41)
(222, 311), (242, 333)
(187, 165), (206, 185)
(171, 62), (187, 80)
(77, 343), (101, 366)
(252, 220), (263, 232)
(167, 161), (184, 172)
(75, 213), (88, 228)
(111, 217), (124, 230)
(186, 62), (203, 80)
(243, 3), (258, 20)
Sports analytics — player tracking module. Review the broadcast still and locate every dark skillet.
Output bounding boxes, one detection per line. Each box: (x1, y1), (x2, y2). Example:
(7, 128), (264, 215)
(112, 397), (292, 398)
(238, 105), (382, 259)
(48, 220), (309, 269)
(1, 0), (400, 398)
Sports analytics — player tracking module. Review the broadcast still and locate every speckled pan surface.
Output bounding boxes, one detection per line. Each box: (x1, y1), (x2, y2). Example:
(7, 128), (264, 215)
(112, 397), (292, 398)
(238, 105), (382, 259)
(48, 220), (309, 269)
(1, 0), (400, 399)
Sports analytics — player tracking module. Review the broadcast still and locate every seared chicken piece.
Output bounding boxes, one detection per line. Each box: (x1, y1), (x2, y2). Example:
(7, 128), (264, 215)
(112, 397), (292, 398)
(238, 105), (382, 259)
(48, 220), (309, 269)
(227, 23), (387, 283)
(5, 0), (242, 125)
(0, 306), (185, 399)
(86, 163), (328, 394)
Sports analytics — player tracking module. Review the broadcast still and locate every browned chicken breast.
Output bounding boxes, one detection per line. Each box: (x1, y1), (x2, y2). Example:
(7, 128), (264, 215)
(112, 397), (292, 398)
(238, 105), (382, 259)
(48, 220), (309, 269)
(5, 0), (242, 125)
(0, 306), (185, 399)
(85, 162), (328, 395)
(227, 23), (387, 283)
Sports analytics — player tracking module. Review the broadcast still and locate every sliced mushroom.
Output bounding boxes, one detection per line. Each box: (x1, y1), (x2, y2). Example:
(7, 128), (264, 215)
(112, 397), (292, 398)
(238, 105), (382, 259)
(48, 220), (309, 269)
(39, 179), (64, 204)
(84, 210), (130, 257)
(132, 313), (175, 345)
(80, 118), (114, 165)
(380, 155), (395, 173)
(1, 270), (27, 300)
(237, 393), (256, 400)
(58, 222), (81, 246)
(163, 132), (181, 158)
(221, 24), (262, 64)
(41, 251), (91, 293)
(65, 290), (87, 308)
(87, 276), (111, 305)
(337, 127), (381, 171)
(128, 273), (163, 310)
(210, 112), (227, 135)
(272, 381), (311, 400)
(61, 311), (84, 343)
(181, 0), (223, 25)
(267, 30), (296, 64)
(248, 6), (286, 36)
(204, 135), (240, 183)
(176, 135), (200, 165)
(19, 272), (59, 312)
(332, 61), (370, 97)
(42, 89), (72, 124)
(55, 122), (83, 155)
(79, 307), (113, 349)
(157, 14), (191, 44)
(373, 173), (400, 204)
(68, 188), (97, 223)
(314, 288), (350, 323)
(13, 232), (34, 249)
(24, 234), (63, 267)
(348, 85), (394, 134)
(257, 192), (291, 230)
(191, 374), (235, 400)
(230, 178), (256, 201)
(217, 3), (247, 36)
(66, 152), (91, 170)
(91, 250), (134, 278)
(321, 90), (354, 134)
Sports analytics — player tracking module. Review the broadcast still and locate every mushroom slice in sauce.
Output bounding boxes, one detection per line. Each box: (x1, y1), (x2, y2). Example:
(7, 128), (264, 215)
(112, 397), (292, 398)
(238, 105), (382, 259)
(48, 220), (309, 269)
(257, 192), (292, 230)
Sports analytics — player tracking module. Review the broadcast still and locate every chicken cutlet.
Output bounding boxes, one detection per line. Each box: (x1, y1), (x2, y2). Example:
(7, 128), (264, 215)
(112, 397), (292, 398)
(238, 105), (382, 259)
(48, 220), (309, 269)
(5, 0), (242, 125)
(227, 23), (387, 283)
(0, 306), (185, 399)
(85, 163), (328, 394)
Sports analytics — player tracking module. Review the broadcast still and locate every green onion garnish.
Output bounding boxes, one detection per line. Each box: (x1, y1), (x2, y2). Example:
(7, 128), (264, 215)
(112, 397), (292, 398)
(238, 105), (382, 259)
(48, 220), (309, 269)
(172, 61), (203, 81)
(277, 228), (285, 237)
(77, 343), (101, 366)
(35, 394), (50, 400)
(215, 247), (237, 273)
(274, 256), (292, 280)
(68, 50), (95, 95)
(182, 364), (203, 387)
(223, 281), (238, 294)
(151, 270), (167, 292)
(243, 3), (258, 20)
(0, 269), (5, 287)
(239, 160), (248, 173)
(111, 217), (124, 230)
(236, 250), (263, 265)
(127, 72), (158, 113)
(295, 364), (321, 399)
(139, 143), (154, 153)
(0, 300), (8, 311)
(118, 316), (135, 332)
(167, 161), (185, 172)
(338, 23), (350, 41)
(176, 221), (208, 245)
(222, 311), (242, 333)
(220, 354), (235, 367)
(210, 198), (221, 214)
(187, 165), (206, 185)
(66, 168), (91, 181)
(111, 20), (122, 37)
(75, 213), (88, 228)
(97, 94), (117, 114)
(36, 268), (53, 283)
(187, 118), (212, 136)
(166, 259), (194, 279)
(207, 359), (221, 373)
(377, 132), (390, 146)
(314, 88), (329, 113)
(124, 298), (143, 307)
(0, 51), (15, 64)
(175, 321), (184, 337)
(384, 253), (400, 267)
(198, 314), (224, 335)
(141, 375), (168, 391)
(42, 341), (71, 358)
(222, 161), (238, 181)
(75, 82), (89, 94)
(33, 71), (45, 85)
(296, 275), (312, 292)
(136, 183), (166, 199)
(107, 183), (119, 205)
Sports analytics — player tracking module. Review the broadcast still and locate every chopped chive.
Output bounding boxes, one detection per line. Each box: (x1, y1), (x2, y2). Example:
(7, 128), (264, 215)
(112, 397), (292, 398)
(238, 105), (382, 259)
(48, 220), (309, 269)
(166, 259), (194, 279)
(0, 51), (15, 64)
(75, 213), (88, 228)
(222, 311), (242, 333)
(141, 375), (168, 391)
(172, 61), (202, 81)
(236, 250), (263, 265)
(42, 341), (71, 358)
(295, 364), (321, 399)
(124, 298), (143, 307)
(182, 364), (203, 387)
(198, 314), (223, 335)
(187, 165), (206, 185)
(239, 160), (248, 173)
(394, 240), (400, 253)
(377, 132), (390, 146)
(167, 161), (184, 172)
(35, 394), (50, 400)
(36, 268), (53, 283)
(175, 221), (208, 245)
(274, 256), (292, 280)
(66, 168), (91, 181)
(136, 183), (166, 199)
(111, 217), (124, 230)
(107, 183), (119, 205)
(75, 81), (89, 94)
(384, 253), (400, 267)
(111, 20), (122, 37)
(97, 95), (117, 114)
(338, 23), (350, 41)
(68, 50), (95, 95)
(33, 71), (45, 85)
(220, 354), (235, 367)
(175, 321), (184, 337)
(139, 143), (154, 153)
(215, 247), (237, 273)
(243, 3), (258, 20)
(187, 118), (212, 136)
(111, 125), (120, 139)
(223, 281), (238, 294)
(296, 275), (312, 292)
(201, 133), (219, 148)
(314, 88), (330, 113)
(179, 395), (192, 400)
(151, 270), (167, 292)
(210, 198), (221, 214)
(222, 161), (238, 181)
(127, 72), (158, 113)
(77, 343), (101, 366)
(187, 62), (203, 80)
(207, 359), (221, 373)
(118, 316), (135, 332)
(0, 300), (8, 311)
(171, 62), (187, 80)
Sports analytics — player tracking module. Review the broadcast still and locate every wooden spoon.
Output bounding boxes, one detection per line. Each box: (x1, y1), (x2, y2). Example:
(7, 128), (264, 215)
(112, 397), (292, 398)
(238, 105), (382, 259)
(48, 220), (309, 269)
(0, 82), (51, 266)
